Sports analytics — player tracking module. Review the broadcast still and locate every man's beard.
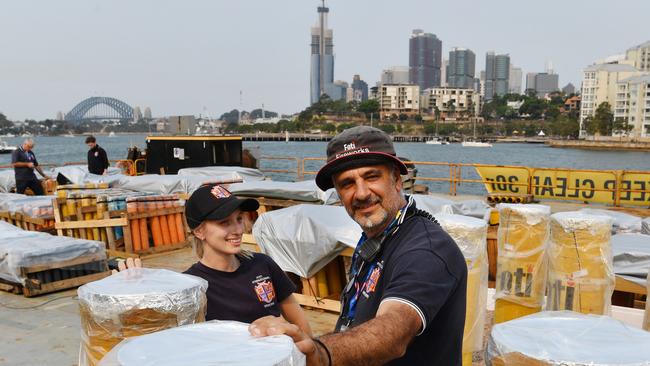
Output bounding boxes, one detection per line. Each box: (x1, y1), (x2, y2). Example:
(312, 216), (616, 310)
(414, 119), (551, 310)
(350, 197), (390, 232)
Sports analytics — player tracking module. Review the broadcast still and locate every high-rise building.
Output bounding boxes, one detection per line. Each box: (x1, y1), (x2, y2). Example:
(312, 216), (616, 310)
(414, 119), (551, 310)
(421, 87), (481, 117)
(625, 41), (650, 72)
(579, 63), (641, 137)
(409, 29), (442, 90)
(526, 72), (537, 93)
(351, 74), (368, 102)
(509, 66), (523, 94)
(614, 74), (650, 137)
(310, 2), (335, 104)
(380, 66), (410, 84)
(447, 48), (476, 89)
(144, 107), (152, 119)
(328, 80), (348, 101)
(562, 83), (576, 95)
(376, 84), (420, 119)
(484, 52), (510, 101)
(526, 72), (560, 97)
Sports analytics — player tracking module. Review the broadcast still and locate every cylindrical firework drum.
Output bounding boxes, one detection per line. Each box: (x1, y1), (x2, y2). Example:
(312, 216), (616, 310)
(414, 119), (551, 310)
(77, 268), (208, 366)
(98, 321), (305, 366)
(494, 204), (550, 324)
(435, 214), (488, 366)
(487, 311), (650, 365)
(546, 212), (614, 315)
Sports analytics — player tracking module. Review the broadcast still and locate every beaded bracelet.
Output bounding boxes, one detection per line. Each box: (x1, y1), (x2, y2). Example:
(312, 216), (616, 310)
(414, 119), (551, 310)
(312, 338), (332, 366)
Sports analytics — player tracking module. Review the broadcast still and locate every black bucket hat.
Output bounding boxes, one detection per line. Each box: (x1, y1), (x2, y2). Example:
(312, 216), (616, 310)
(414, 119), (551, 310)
(315, 126), (408, 191)
(185, 184), (259, 230)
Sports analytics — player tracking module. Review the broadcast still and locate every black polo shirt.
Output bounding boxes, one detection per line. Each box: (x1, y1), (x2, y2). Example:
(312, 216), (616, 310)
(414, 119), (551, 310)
(184, 253), (296, 323)
(11, 147), (38, 181)
(87, 145), (109, 175)
(336, 205), (467, 366)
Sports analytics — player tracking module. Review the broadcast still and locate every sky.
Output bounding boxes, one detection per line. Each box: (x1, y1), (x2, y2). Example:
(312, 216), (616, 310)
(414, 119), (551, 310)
(1, 0), (649, 121)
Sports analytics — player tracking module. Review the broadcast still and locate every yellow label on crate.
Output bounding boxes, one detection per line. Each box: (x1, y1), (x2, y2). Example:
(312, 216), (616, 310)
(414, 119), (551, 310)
(475, 166), (650, 206)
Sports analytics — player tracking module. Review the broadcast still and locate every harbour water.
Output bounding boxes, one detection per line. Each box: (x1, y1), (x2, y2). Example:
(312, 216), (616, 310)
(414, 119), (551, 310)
(1, 134), (649, 195)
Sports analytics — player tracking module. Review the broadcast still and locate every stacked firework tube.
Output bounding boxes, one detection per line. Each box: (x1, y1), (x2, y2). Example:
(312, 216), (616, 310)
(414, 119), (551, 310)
(435, 214), (488, 366)
(125, 195), (186, 253)
(494, 204), (550, 324)
(546, 212), (615, 315)
(300, 259), (345, 300)
(56, 184), (144, 241)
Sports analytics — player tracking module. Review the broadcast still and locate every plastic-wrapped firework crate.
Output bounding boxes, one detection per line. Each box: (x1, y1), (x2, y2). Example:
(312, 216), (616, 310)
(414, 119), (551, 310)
(434, 213), (489, 366)
(546, 212), (615, 315)
(494, 204), (551, 324)
(98, 321), (305, 366)
(77, 268), (208, 366)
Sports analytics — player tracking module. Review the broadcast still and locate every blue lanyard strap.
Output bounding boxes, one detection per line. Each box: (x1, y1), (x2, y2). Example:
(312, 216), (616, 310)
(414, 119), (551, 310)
(343, 195), (413, 325)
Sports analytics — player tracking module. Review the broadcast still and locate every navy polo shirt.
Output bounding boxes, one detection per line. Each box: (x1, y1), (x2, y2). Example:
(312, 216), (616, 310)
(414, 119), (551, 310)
(184, 253), (296, 323)
(336, 204), (468, 365)
(11, 147), (38, 181)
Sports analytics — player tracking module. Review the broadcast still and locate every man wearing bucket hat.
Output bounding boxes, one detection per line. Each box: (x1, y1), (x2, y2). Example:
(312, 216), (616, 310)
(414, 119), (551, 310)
(251, 126), (467, 365)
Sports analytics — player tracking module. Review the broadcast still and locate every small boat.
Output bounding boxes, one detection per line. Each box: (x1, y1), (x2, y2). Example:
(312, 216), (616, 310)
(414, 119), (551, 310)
(108, 132), (116, 137)
(425, 138), (449, 145)
(63, 131), (75, 138)
(462, 140), (493, 148)
(0, 140), (17, 154)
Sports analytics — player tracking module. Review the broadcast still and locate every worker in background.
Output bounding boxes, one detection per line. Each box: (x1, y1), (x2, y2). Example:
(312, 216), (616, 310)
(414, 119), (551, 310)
(11, 138), (51, 195)
(86, 135), (109, 175)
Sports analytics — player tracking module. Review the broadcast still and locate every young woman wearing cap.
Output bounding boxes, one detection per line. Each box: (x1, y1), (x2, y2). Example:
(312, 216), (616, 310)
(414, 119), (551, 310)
(116, 184), (311, 336)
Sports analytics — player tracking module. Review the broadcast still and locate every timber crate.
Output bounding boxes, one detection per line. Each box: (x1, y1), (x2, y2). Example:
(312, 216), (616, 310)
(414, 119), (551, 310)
(0, 253), (110, 297)
(0, 211), (55, 233)
(53, 194), (190, 258)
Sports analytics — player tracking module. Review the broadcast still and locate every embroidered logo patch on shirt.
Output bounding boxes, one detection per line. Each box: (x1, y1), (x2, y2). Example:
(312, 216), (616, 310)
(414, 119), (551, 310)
(365, 266), (382, 294)
(210, 185), (231, 199)
(253, 279), (276, 304)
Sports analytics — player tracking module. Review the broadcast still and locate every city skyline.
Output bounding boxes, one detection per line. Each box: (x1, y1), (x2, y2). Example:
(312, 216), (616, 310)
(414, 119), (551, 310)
(1, 0), (649, 120)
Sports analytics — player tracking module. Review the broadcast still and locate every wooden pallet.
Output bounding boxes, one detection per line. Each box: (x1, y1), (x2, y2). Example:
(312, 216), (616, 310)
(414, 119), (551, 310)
(0, 253), (111, 297)
(53, 197), (190, 257)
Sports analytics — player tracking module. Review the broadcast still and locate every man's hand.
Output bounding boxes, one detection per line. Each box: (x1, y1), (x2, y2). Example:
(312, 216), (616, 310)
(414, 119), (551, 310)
(26, 162), (34, 168)
(249, 316), (324, 366)
(111, 257), (142, 274)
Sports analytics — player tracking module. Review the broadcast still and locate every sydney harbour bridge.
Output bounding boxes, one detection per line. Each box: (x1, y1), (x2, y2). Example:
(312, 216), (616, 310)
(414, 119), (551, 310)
(64, 96), (135, 123)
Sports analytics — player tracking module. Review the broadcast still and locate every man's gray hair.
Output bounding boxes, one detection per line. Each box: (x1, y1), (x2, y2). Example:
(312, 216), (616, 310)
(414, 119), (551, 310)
(23, 138), (34, 146)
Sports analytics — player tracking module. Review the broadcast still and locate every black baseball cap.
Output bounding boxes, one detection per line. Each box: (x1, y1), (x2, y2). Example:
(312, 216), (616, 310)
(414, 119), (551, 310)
(315, 126), (408, 191)
(185, 184), (259, 230)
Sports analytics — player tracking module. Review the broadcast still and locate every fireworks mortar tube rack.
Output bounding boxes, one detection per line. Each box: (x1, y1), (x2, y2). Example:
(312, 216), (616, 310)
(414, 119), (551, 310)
(52, 196), (191, 258)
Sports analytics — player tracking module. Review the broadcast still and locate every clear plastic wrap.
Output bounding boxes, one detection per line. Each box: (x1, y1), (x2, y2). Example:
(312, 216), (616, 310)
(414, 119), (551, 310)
(546, 212), (614, 315)
(252, 204), (362, 278)
(644, 270), (650, 331)
(611, 233), (650, 286)
(77, 268), (208, 366)
(494, 204), (551, 323)
(0, 227), (105, 284)
(5, 195), (55, 218)
(412, 194), (455, 215)
(434, 213), (488, 363)
(229, 180), (327, 202)
(0, 169), (16, 193)
(177, 166), (266, 182)
(98, 320), (305, 366)
(0, 192), (27, 211)
(579, 208), (642, 234)
(642, 218), (650, 235)
(487, 311), (650, 365)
